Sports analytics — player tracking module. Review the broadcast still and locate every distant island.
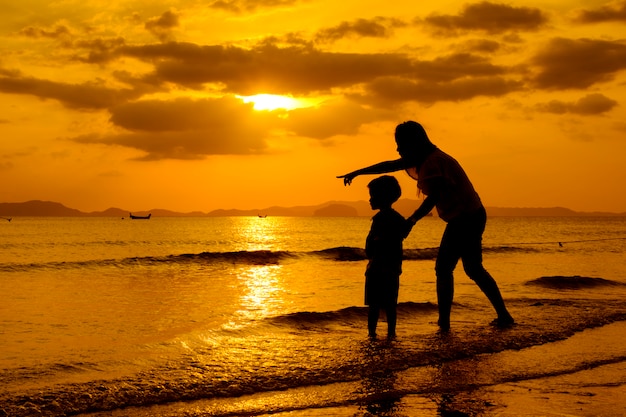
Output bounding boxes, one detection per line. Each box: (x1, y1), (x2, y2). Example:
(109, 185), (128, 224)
(1, 200), (624, 218)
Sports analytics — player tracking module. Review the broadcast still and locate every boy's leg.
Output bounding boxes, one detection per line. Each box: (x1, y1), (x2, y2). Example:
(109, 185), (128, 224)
(368, 306), (379, 337)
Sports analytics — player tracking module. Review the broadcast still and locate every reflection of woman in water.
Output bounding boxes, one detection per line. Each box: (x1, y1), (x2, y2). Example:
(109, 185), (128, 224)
(339, 121), (514, 331)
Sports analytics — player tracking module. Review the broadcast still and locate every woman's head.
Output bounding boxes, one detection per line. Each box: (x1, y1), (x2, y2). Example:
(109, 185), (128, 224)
(394, 121), (436, 162)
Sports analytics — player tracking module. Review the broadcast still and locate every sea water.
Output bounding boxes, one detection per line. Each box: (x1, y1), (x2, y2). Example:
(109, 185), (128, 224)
(0, 216), (625, 416)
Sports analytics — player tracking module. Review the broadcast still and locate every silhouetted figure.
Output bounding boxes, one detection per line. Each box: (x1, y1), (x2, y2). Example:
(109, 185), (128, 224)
(340, 121), (514, 331)
(364, 175), (412, 338)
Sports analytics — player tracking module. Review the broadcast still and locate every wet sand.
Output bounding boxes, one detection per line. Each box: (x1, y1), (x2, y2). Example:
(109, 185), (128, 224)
(82, 316), (626, 417)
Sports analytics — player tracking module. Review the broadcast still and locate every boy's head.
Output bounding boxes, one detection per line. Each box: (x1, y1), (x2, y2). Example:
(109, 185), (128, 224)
(368, 175), (402, 209)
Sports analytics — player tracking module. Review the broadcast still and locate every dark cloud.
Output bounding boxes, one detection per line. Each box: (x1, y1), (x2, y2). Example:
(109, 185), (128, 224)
(458, 39), (502, 54)
(423, 1), (548, 35)
(535, 93), (618, 115)
(360, 76), (523, 105)
(209, 0), (299, 13)
(76, 97), (274, 160)
(108, 96), (258, 132)
(74, 37), (127, 64)
(411, 53), (506, 82)
(573, 1), (626, 23)
(284, 100), (393, 139)
(17, 24), (72, 39)
(145, 9), (180, 41)
(0, 71), (144, 110)
(119, 42), (414, 94)
(315, 17), (408, 43)
(72, 96), (390, 159)
(531, 38), (626, 90)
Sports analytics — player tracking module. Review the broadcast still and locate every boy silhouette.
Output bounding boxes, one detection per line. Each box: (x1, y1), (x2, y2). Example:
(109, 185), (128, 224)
(365, 175), (412, 338)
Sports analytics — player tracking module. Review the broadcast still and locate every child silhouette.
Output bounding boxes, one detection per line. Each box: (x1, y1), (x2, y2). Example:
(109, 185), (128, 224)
(364, 175), (412, 338)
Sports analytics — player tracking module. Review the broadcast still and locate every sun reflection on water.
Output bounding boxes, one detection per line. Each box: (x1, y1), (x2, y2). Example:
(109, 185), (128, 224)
(235, 216), (285, 251)
(227, 217), (290, 327)
(235, 265), (285, 323)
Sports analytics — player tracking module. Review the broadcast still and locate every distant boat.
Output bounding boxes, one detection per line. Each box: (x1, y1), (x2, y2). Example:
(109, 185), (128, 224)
(258, 214), (267, 218)
(1, 216), (11, 222)
(129, 213), (151, 220)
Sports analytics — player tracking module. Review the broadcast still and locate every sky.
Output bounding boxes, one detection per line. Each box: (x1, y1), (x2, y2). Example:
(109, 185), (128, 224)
(1, 0), (626, 213)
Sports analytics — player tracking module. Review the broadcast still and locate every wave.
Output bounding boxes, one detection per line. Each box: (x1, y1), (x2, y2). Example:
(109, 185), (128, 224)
(525, 275), (625, 289)
(269, 301), (439, 327)
(0, 245), (537, 273)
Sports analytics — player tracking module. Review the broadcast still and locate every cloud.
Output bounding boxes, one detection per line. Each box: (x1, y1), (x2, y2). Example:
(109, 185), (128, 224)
(349, 52), (521, 106)
(209, 0), (299, 13)
(359, 75), (523, 105)
(74, 37), (127, 64)
(457, 39), (502, 54)
(0, 70), (145, 110)
(283, 99), (393, 139)
(535, 93), (618, 115)
(423, 1), (548, 35)
(315, 17), (408, 43)
(71, 96), (393, 159)
(108, 96), (259, 132)
(1, 34), (523, 111)
(145, 9), (180, 41)
(119, 42), (414, 94)
(411, 53), (507, 82)
(573, 0), (626, 23)
(531, 38), (626, 89)
(75, 96), (275, 160)
(17, 24), (72, 39)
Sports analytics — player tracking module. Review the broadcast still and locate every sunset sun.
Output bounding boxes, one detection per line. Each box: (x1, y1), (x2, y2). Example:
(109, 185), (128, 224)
(238, 94), (303, 111)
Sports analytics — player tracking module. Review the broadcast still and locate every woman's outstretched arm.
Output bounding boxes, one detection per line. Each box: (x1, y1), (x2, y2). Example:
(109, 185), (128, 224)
(337, 159), (405, 185)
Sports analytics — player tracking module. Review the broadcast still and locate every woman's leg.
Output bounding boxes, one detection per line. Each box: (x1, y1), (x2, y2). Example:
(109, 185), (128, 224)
(461, 208), (514, 325)
(435, 224), (462, 331)
(385, 305), (397, 337)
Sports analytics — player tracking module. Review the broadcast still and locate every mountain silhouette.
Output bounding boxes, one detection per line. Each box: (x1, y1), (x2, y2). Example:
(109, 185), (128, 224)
(0, 200), (623, 217)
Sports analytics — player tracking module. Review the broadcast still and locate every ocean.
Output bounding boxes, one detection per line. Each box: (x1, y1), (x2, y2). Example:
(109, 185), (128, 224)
(1, 216), (625, 417)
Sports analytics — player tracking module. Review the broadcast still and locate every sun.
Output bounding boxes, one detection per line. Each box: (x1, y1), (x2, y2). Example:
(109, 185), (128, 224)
(238, 94), (304, 111)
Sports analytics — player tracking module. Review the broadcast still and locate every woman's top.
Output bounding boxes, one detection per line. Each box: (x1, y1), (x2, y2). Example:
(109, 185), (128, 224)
(406, 148), (483, 222)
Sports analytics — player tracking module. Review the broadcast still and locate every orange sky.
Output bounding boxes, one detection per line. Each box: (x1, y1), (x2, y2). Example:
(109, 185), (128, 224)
(1, 0), (626, 213)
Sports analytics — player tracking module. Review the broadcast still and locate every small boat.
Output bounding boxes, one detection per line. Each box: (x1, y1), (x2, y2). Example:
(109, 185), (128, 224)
(129, 213), (151, 220)
(258, 214), (267, 218)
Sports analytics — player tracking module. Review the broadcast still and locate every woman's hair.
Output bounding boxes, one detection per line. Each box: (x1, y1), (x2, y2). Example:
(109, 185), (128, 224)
(368, 175), (402, 205)
(394, 121), (435, 150)
(394, 121), (437, 172)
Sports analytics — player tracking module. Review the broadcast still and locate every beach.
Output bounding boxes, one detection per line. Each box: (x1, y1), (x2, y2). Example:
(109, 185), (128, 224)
(1, 216), (625, 416)
(79, 301), (626, 417)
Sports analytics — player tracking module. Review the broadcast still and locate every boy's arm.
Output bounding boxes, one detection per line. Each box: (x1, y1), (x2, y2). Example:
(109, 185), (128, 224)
(337, 159), (406, 186)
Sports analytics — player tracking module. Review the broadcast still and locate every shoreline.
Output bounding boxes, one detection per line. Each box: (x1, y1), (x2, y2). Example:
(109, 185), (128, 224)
(3, 299), (625, 417)
(82, 321), (626, 417)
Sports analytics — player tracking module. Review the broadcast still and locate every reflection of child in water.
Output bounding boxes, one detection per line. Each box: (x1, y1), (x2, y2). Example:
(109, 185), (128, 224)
(365, 175), (412, 338)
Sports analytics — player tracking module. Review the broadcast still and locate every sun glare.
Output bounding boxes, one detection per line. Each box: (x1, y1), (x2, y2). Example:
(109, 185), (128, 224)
(238, 94), (304, 111)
